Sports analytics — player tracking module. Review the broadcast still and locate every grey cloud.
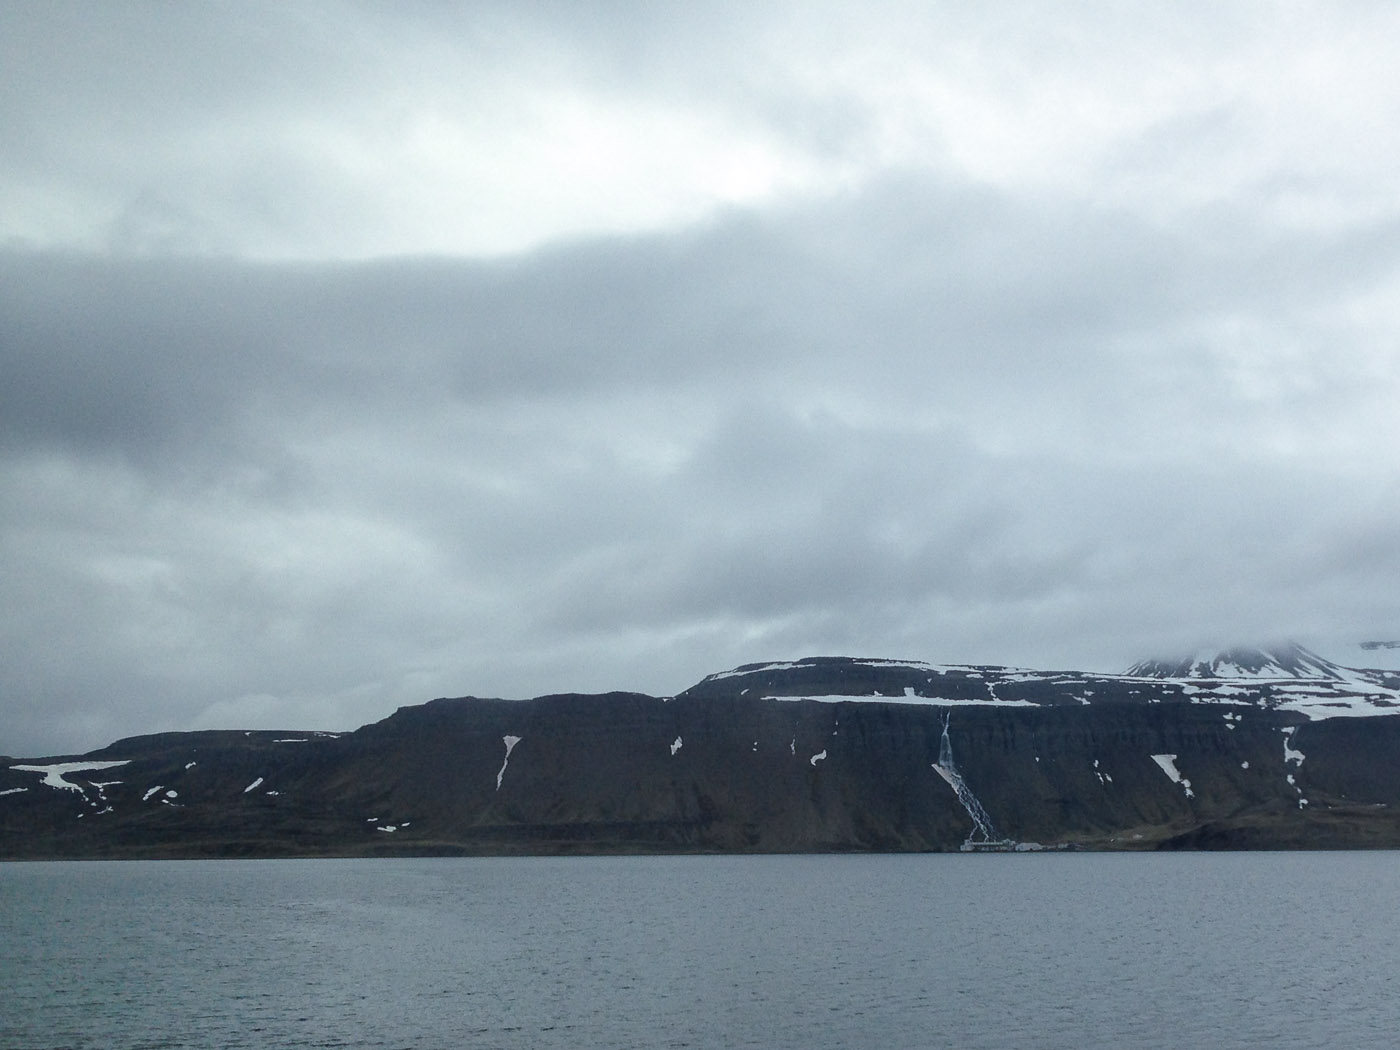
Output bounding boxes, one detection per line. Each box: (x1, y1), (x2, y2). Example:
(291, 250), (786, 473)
(4, 169), (1400, 755)
(9, 172), (1396, 461)
(10, 1), (1400, 263)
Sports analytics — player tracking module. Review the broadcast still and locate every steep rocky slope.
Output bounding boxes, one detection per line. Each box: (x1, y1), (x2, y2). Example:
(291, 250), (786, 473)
(4, 648), (1399, 858)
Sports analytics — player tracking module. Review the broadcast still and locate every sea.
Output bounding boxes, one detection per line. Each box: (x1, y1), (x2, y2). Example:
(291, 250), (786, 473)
(2, 852), (1397, 1050)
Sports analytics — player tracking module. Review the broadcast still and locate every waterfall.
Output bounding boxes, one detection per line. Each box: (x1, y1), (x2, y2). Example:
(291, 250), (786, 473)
(931, 713), (1009, 849)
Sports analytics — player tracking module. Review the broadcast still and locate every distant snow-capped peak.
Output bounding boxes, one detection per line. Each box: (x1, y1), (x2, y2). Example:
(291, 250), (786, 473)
(1124, 643), (1349, 681)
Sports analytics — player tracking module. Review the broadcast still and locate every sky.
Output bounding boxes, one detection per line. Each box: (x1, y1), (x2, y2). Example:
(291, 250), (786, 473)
(4, 1), (1400, 757)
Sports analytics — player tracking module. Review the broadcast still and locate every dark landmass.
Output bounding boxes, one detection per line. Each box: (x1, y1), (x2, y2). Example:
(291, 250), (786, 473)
(5, 646), (1400, 858)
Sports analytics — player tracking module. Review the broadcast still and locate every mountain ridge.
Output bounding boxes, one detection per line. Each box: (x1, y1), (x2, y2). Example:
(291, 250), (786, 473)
(676, 648), (1400, 720)
(5, 645), (1400, 858)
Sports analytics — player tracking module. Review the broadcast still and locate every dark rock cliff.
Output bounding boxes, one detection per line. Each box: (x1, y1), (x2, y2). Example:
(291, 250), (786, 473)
(4, 654), (1400, 858)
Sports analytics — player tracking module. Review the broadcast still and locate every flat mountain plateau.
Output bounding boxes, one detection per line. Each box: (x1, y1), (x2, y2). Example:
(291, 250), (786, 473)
(5, 646), (1400, 858)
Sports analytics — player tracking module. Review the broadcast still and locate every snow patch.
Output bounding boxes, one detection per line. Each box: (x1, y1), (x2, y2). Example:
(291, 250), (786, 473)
(1281, 727), (1306, 766)
(9, 762), (132, 812)
(706, 661), (804, 681)
(143, 785), (163, 801)
(1275, 696), (1400, 720)
(1150, 754), (1194, 799)
(670, 736), (682, 756)
(0, 787), (29, 797)
(810, 750), (827, 766)
(765, 693), (1035, 708)
(496, 735), (522, 791)
(243, 777), (264, 793)
(11, 761), (130, 794)
(1186, 684), (1398, 721)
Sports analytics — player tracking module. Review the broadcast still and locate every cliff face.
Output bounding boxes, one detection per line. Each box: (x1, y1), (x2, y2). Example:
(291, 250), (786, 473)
(4, 653), (1400, 858)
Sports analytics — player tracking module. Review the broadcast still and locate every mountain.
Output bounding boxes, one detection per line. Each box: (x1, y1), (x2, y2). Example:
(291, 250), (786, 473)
(4, 648), (1400, 858)
(1125, 642), (1364, 681)
(683, 649), (1400, 720)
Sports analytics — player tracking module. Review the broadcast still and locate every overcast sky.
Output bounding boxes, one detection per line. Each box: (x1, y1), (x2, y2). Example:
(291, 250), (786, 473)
(5, 1), (1400, 756)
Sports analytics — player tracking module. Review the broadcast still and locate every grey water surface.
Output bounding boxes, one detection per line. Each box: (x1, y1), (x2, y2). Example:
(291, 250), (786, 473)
(2, 852), (1397, 1049)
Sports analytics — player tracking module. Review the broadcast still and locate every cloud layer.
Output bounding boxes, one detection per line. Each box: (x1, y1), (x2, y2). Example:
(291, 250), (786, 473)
(4, 2), (1400, 755)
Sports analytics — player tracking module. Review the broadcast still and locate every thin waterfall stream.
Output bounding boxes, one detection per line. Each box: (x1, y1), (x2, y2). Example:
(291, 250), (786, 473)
(931, 713), (1013, 850)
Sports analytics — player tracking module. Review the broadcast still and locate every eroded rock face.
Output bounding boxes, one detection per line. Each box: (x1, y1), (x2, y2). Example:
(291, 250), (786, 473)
(5, 656), (1400, 858)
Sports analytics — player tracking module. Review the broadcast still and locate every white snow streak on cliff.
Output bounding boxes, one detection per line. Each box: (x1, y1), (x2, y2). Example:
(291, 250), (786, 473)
(1281, 727), (1306, 766)
(766, 693), (1035, 708)
(496, 735), (522, 791)
(11, 761), (130, 793)
(1150, 754), (1194, 799)
(1281, 727), (1307, 807)
(12, 760), (130, 810)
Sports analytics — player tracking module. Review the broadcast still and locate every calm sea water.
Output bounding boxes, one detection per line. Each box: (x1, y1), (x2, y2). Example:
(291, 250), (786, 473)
(2, 852), (1397, 1050)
